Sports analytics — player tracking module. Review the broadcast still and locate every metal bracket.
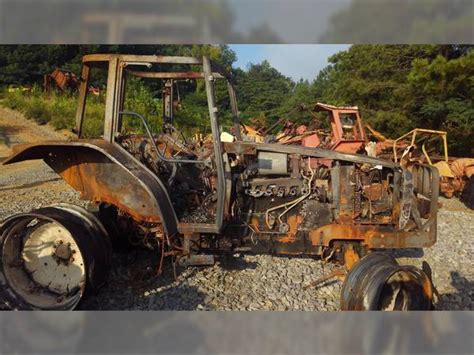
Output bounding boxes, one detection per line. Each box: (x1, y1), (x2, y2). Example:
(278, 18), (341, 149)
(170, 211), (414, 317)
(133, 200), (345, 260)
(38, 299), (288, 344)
(178, 254), (215, 267)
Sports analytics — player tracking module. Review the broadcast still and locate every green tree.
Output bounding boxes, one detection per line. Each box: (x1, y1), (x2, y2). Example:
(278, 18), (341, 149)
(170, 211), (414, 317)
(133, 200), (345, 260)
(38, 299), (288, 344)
(234, 60), (294, 124)
(407, 50), (474, 155)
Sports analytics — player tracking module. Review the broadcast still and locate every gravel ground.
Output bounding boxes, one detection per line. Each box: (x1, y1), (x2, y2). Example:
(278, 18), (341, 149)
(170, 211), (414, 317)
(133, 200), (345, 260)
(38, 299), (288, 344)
(1, 107), (473, 311)
(1, 159), (472, 311)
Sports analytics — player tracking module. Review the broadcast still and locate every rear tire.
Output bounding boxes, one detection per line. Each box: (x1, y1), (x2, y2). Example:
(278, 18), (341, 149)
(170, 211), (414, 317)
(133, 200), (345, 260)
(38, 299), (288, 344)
(0, 204), (111, 310)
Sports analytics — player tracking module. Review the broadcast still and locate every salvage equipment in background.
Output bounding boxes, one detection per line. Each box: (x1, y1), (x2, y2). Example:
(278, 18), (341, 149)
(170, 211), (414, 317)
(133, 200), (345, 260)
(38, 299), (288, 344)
(391, 128), (474, 199)
(43, 68), (99, 96)
(262, 104), (473, 205)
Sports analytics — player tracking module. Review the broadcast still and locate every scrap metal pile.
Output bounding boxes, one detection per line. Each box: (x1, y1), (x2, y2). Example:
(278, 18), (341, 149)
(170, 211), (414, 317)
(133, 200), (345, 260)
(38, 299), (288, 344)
(0, 54), (442, 311)
(242, 103), (474, 207)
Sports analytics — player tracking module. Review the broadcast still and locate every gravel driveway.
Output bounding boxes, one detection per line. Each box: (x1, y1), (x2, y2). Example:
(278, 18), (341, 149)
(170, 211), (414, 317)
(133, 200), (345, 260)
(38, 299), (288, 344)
(1, 107), (473, 311)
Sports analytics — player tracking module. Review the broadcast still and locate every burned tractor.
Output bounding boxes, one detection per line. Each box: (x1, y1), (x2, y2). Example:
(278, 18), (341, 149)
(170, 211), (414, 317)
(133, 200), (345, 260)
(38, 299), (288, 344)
(266, 103), (368, 155)
(0, 54), (439, 310)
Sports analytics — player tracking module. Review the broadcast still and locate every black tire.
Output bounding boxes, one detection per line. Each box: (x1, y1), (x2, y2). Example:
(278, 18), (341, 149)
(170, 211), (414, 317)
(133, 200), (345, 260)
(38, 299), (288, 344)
(0, 205), (111, 310)
(461, 175), (474, 209)
(340, 252), (433, 311)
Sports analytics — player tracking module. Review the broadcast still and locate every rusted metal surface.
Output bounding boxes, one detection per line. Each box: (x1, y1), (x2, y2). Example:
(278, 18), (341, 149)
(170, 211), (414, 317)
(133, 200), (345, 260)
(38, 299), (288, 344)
(44, 68), (98, 96)
(224, 141), (398, 169)
(392, 129), (449, 164)
(44, 68), (80, 92)
(450, 158), (474, 179)
(343, 245), (360, 270)
(371, 127), (472, 201)
(308, 223), (436, 249)
(311, 103), (366, 153)
(73, 54), (237, 235)
(3, 140), (178, 234)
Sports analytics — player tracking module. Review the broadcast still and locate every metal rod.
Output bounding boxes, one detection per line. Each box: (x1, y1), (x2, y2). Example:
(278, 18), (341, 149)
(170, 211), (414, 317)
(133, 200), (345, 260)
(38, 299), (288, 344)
(119, 111), (206, 165)
(203, 56), (226, 233)
(75, 64), (90, 138)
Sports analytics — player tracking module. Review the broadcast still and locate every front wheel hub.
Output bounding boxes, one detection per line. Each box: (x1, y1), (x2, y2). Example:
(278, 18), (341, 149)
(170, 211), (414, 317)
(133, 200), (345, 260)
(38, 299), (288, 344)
(54, 242), (73, 262)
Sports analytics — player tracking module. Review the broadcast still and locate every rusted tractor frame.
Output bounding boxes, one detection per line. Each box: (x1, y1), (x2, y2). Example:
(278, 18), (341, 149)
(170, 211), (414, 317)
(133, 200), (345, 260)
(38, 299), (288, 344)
(392, 128), (472, 198)
(1, 54), (439, 310)
(312, 103), (367, 154)
(392, 129), (449, 165)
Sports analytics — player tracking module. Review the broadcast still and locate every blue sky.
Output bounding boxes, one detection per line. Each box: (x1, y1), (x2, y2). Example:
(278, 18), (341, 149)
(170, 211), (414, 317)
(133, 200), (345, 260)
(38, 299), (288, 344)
(229, 45), (350, 82)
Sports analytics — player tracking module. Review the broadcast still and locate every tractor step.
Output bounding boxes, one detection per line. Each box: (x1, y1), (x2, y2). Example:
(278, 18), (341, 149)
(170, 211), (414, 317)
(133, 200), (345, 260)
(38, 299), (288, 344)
(179, 254), (215, 267)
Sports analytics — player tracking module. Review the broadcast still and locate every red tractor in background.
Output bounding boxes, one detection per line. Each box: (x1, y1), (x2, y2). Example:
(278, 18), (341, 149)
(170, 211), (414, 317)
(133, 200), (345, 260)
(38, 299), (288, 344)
(275, 103), (367, 154)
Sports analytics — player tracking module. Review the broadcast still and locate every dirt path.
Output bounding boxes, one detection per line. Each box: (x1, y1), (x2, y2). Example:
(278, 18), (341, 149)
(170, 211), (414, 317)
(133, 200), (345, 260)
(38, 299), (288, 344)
(0, 106), (80, 218)
(0, 106), (72, 160)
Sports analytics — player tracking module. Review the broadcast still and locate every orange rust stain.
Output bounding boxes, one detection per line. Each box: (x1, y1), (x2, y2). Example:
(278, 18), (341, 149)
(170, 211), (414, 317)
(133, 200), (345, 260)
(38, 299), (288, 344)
(343, 246), (360, 270)
(307, 222), (435, 250)
(250, 216), (261, 233)
(422, 273), (434, 303)
(276, 214), (303, 243)
(277, 233), (297, 244)
(309, 224), (383, 247)
(363, 183), (383, 200)
(58, 161), (161, 223)
(376, 216), (392, 224)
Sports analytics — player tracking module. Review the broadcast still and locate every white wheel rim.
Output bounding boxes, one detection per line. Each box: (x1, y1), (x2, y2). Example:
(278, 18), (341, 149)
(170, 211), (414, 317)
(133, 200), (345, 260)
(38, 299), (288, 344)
(22, 222), (86, 294)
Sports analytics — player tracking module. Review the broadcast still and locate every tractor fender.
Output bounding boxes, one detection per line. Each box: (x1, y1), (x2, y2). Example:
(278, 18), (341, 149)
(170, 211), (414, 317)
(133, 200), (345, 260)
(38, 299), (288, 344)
(2, 140), (178, 235)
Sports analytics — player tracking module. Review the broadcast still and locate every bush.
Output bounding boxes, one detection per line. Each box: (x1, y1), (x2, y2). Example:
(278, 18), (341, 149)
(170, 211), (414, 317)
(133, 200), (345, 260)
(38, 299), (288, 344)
(23, 97), (51, 125)
(2, 91), (26, 111)
(49, 94), (76, 129)
(122, 77), (162, 134)
(82, 97), (105, 138)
